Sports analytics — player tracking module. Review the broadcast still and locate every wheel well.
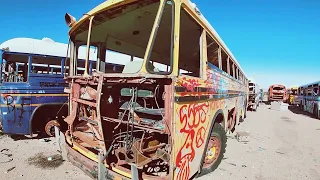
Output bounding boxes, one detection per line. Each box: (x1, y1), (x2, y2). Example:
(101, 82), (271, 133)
(30, 103), (68, 134)
(228, 108), (235, 120)
(197, 110), (225, 174)
(214, 112), (224, 125)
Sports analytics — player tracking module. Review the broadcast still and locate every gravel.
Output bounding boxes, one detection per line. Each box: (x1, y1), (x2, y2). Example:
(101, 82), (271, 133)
(0, 104), (319, 180)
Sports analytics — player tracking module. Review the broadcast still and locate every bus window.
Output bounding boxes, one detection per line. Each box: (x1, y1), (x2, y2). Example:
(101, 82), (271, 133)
(1, 54), (28, 82)
(235, 65), (239, 79)
(239, 71), (243, 82)
(179, 7), (203, 77)
(31, 56), (62, 75)
(206, 34), (219, 68)
(77, 45), (97, 75)
(313, 85), (319, 96)
(307, 86), (312, 96)
(221, 49), (228, 73)
(229, 59), (235, 78)
(147, 0), (173, 74)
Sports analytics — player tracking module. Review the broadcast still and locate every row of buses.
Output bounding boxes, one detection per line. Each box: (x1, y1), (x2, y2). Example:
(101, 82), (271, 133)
(0, 0), (268, 179)
(267, 83), (320, 119)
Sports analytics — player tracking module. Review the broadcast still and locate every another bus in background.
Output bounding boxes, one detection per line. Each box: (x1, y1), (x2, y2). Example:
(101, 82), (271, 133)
(0, 37), (124, 137)
(268, 84), (287, 103)
(248, 80), (260, 111)
(297, 81), (320, 119)
(288, 87), (299, 105)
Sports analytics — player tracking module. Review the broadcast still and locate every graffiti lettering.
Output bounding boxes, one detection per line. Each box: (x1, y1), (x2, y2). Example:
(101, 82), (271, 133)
(176, 102), (209, 180)
(40, 82), (68, 88)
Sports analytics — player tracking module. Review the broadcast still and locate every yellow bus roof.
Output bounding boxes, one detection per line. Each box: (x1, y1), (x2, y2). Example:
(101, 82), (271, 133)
(68, 0), (247, 79)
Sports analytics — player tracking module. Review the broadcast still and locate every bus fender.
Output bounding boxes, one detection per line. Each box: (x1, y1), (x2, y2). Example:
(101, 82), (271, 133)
(29, 103), (68, 135)
(197, 109), (225, 174)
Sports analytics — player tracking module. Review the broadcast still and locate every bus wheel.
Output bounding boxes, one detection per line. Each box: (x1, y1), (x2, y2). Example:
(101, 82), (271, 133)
(44, 120), (60, 137)
(199, 123), (227, 176)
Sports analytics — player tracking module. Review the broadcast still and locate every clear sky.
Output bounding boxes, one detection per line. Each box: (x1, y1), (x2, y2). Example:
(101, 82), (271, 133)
(1, 0), (319, 89)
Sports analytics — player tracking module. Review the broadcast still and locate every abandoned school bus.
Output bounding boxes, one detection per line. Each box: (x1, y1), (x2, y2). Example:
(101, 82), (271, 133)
(268, 84), (287, 103)
(61, 0), (249, 179)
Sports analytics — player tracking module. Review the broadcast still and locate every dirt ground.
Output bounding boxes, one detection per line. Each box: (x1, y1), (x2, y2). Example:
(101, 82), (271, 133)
(199, 104), (320, 180)
(1, 103), (320, 180)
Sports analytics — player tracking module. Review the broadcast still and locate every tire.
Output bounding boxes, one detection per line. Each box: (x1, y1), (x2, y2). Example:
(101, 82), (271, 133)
(44, 119), (60, 137)
(198, 123), (227, 177)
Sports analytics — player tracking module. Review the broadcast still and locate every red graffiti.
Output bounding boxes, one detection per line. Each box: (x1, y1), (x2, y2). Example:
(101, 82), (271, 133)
(196, 127), (206, 148)
(179, 77), (201, 97)
(176, 102), (209, 180)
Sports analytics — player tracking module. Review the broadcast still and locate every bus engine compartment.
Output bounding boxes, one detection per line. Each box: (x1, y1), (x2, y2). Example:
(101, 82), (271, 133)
(63, 75), (173, 179)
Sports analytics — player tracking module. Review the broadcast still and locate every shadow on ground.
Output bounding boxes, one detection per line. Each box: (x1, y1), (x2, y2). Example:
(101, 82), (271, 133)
(9, 134), (51, 141)
(288, 105), (319, 120)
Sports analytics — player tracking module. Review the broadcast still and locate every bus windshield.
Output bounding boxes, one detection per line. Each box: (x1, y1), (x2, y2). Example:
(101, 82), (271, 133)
(69, 0), (173, 75)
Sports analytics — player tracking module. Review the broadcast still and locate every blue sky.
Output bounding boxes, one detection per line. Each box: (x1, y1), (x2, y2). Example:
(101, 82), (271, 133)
(1, 0), (319, 88)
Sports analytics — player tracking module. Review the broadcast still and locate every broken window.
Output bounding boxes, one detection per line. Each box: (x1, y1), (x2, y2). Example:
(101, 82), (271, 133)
(221, 49), (228, 73)
(76, 45), (97, 75)
(147, 0), (174, 74)
(206, 34), (219, 68)
(72, 1), (161, 75)
(31, 56), (62, 75)
(229, 59), (235, 78)
(313, 85), (319, 96)
(307, 86), (312, 96)
(235, 65), (239, 80)
(1, 54), (28, 82)
(178, 7), (203, 77)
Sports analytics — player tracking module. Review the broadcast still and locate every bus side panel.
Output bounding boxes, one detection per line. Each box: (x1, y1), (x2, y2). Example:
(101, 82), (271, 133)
(28, 75), (68, 107)
(0, 83), (31, 134)
(0, 75), (68, 135)
(172, 65), (243, 179)
(28, 75), (68, 131)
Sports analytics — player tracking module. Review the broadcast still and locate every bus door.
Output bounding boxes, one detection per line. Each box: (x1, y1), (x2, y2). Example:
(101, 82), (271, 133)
(0, 53), (31, 134)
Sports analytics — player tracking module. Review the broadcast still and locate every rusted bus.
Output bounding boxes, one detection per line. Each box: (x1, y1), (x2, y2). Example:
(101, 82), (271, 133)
(61, 0), (248, 179)
(247, 80), (260, 111)
(297, 82), (320, 119)
(288, 87), (298, 105)
(268, 84), (287, 102)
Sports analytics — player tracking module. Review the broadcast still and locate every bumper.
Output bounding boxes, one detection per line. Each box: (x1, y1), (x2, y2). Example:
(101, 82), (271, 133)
(66, 144), (130, 180)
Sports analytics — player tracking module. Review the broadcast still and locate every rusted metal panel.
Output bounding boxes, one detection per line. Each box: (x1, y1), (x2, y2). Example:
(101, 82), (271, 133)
(268, 84), (287, 102)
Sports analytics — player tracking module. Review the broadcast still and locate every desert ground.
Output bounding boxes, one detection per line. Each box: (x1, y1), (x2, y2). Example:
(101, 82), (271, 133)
(1, 103), (320, 180)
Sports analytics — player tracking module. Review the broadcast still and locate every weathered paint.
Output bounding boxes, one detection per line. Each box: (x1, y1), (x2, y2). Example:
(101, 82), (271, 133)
(297, 82), (320, 119)
(268, 84), (287, 102)
(62, 0), (249, 179)
(0, 54), (68, 134)
(173, 65), (246, 179)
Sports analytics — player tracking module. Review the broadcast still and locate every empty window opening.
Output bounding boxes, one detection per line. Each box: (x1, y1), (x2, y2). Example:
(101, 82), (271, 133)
(206, 34), (219, 68)
(178, 7), (203, 78)
(1, 54), (29, 82)
(221, 50), (228, 73)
